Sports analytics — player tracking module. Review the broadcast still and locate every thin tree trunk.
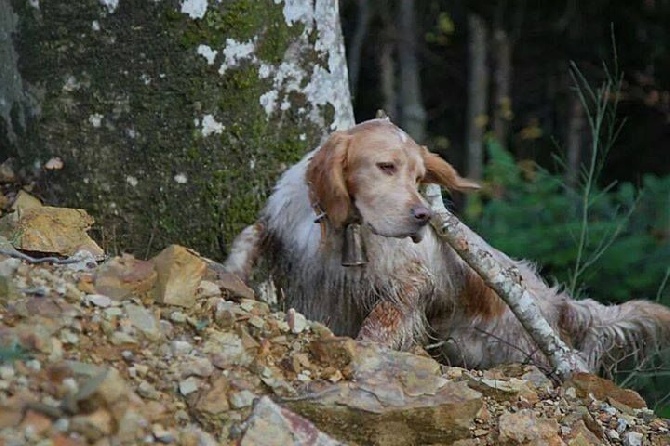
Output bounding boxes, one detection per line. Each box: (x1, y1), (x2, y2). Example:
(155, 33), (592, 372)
(565, 94), (585, 187)
(378, 1), (397, 121)
(466, 14), (489, 181)
(347, 0), (371, 100)
(398, 0), (426, 142)
(492, 27), (512, 145)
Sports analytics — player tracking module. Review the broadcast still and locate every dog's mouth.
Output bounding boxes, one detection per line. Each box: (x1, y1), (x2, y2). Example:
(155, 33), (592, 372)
(366, 223), (426, 244)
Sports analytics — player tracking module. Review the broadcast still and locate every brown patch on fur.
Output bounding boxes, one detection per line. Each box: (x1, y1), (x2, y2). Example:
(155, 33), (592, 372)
(460, 270), (507, 321)
(358, 301), (405, 347)
(306, 131), (352, 228)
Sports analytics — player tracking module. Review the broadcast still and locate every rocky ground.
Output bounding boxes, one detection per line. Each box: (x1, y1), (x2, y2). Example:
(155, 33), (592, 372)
(0, 187), (669, 445)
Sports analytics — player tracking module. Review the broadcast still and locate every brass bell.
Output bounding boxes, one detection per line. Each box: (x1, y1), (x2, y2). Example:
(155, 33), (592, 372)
(342, 223), (368, 266)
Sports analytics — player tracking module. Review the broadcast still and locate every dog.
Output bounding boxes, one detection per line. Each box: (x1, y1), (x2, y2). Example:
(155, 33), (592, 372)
(225, 118), (670, 374)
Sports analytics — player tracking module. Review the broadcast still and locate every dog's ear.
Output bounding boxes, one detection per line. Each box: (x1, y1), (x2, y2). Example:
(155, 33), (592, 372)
(421, 146), (480, 192)
(306, 131), (352, 228)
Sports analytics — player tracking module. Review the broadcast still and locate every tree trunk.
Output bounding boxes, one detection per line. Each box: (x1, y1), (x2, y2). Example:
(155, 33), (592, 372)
(347, 0), (371, 100)
(397, 0), (426, 142)
(1, 0), (354, 259)
(379, 1), (397, 121)
(492, 27), (512, 146)
(565, 94), (585, 187)
(466, 14), (489, 182)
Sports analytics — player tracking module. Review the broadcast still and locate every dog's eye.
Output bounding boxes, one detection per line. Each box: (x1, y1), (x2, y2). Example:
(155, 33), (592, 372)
(376, 162), (396, 175)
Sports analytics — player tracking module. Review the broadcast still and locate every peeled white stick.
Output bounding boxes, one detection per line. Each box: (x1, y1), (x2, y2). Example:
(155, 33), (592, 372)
(424, 184), (589, 380)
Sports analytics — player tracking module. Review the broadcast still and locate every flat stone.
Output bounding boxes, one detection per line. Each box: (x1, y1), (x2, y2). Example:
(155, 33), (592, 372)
(86, 294), (113, 308)
(565, 373), (647, 409)
(216, 272), (254, 300)
(241, 397), (345, 446)
(498, 409), (562, 445)
(151, 245), (206, 308)
(11, 190), (42, 211)
(125, 303), (161, 341)
(179, 377), (200, 395)
(198, 280), (221, 298)
(0, 206), (104, 259)
(623, 431), (644, 446)
(94, 254), (157, 301)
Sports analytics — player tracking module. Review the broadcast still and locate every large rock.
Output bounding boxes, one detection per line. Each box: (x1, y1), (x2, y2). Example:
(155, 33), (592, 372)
(288, 339), (484, 445)
(0, 207), (104, 259)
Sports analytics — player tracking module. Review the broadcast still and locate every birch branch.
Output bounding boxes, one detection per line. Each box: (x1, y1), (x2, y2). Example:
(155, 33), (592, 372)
(424, 184), (589, 380)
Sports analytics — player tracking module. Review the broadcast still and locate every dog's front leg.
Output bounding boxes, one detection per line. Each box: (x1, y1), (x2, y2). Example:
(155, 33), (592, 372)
(357, 300), (417, 350)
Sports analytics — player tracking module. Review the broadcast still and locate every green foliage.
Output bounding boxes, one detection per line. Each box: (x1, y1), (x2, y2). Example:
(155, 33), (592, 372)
(469, 137), (670, 306)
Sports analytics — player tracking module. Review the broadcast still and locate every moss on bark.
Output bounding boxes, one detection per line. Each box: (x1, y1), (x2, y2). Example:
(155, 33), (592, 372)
(6, 0), (351, 259)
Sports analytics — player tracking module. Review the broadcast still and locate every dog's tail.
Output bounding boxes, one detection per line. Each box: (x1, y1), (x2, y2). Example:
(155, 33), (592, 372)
(560, 297), (670, 374)
(222, 222), (265, 283)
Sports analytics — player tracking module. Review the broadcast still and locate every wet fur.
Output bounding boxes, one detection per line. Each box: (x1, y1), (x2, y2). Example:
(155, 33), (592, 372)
(226, 119), (670, 373)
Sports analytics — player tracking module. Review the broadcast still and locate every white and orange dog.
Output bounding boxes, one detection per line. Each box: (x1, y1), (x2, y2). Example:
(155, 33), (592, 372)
(226, 118), (670, 373)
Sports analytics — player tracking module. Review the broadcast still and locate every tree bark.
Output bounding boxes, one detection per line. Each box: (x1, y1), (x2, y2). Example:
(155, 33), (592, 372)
(398, 0), (426, 142)
(346, 0), (371, 100)
(492, 27), (512, 145)
(1, 0), (354, 259)
(466, 14), (489, 181)
(425, 184), (589, 380)
(379, 1), (397, 121)
(565, 94), (585, 187)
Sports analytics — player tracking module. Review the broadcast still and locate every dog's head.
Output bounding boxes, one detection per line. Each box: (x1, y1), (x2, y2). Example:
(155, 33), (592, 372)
(306, 119), (479, 243)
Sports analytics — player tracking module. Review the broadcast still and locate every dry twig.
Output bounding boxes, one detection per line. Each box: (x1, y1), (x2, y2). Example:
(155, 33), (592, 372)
(425, 184), (589, 380)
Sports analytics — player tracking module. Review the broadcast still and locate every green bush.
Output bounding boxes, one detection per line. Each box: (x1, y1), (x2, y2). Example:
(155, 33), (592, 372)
(468, 137), (670, 306)
(466, 138), (670, 412)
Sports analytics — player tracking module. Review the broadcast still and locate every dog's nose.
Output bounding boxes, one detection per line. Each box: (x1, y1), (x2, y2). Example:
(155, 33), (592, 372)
(411, 205), (432, 224)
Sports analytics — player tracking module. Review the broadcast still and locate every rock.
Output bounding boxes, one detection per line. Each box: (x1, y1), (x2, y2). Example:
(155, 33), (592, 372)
(179, 377), (200, 395)
(0, 206), (104, 259)
(215, 271), (255, 300)
(194, 376), (230, 418)
(241, 396), (345, 446)
(124, 303), (161, 341)
(498, 409), (563, 445)
(565, 373), (647, 409)
(151, 245), (206, 308)
(171, 340), (194, 355)
(288, 341), (483, 445)
(0, 257), (22, 277)
(468, 377), (539, 404)
(198, 280), (221, 298)
(622, 431), (644, 446)
(69, 408), (114, 441)
(85, 294), (113, 308)
(229, 389), (256, 409)
(0, 274), (19, 302)
(287, 308), (308, 334)
(11, 190), (42, 211)
(94, 254), (157, 301)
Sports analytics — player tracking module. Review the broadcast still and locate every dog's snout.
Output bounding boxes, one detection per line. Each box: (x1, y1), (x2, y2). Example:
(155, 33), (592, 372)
(411, 205), (432, 224)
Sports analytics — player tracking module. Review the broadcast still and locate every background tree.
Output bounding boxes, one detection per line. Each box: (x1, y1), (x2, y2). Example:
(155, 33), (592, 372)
(0, 0), (353, 259)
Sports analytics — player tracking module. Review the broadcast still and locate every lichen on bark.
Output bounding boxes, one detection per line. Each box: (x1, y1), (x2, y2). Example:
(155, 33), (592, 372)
(3, 0), (353, 259)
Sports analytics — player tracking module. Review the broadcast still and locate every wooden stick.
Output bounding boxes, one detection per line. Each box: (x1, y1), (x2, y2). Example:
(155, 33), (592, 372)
(424, 184), (588, 380)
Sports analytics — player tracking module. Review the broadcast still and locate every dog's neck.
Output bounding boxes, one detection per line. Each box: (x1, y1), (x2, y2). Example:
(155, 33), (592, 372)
(309, 197), (367, 267)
